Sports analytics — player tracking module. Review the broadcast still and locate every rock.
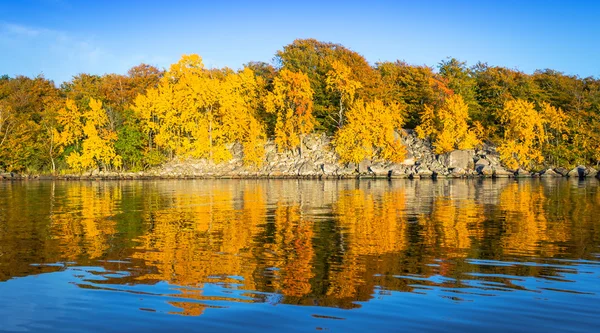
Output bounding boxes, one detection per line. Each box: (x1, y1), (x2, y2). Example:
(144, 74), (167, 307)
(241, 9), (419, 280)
(494, 167), (513, 178)
(475, 158), (490, 167)
(438, 150), (475, 170)
(540, 169), (562, 178)
(1, 172), (14, 179)
(297, 162), (317, 176)
(358, 159), (370, 174)
(368, 164), (389, 177)
(567, 166), (585, 178)
(321, 163), (337, 175)
(416, 166), (433, 178)
(586, 167), (598, 178)
(514, 168), (532, 178)
(450, 167), (466, 178)
(401, 157), (416, 166)
(478, 165), (494, 177)
(554, 167), (569, 177)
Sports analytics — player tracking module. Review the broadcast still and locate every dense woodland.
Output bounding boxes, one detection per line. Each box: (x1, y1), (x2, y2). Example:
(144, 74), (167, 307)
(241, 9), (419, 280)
(1, 38), (599, 174)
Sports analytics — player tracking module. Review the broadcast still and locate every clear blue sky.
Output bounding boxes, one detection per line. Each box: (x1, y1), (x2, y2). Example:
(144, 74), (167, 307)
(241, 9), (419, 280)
(1, 0), (598, 84)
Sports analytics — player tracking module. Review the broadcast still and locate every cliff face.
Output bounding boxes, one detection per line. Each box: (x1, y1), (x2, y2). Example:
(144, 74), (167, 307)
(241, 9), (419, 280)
(2, 130), (599, 180)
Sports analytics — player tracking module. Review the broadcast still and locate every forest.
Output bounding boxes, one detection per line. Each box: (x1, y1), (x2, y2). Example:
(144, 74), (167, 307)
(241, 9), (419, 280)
(1, 38), (599, 174)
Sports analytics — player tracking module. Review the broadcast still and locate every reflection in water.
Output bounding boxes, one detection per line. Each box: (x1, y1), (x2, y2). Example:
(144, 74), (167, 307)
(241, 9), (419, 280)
(1, 179), (600, 331)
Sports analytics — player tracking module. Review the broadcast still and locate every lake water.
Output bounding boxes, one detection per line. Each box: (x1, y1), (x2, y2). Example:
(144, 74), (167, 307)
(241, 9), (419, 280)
(0, 179), (599, 332)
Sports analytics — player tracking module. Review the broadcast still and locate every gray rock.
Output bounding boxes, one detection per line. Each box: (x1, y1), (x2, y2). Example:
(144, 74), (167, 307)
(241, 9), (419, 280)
(298, 162), (317, 176)
(358, 159), (370, 174)
(567, 166), (584, 178)
(554, 167), (569, 177)
(494, 167), (513, 178)
(450, 167), (466, 178)
(515, 168), (532, 178)
(586, 167), (598, 178)
(540, 169), (562, 178)
(368, 164), (389, 177)
(478, 165), (494, 177)
(416, 166), (434, 178)
(438, 150), (475, 170)
(321, 163), (337, 175)
(475, 158), (491, 167)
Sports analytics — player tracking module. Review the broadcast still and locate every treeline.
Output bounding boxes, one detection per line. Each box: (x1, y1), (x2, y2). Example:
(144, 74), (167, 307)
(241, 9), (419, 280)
(1, 38), (599, 174)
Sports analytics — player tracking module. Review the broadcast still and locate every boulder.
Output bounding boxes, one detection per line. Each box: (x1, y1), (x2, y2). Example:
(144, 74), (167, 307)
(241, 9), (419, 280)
(368, 164), (389, 177)
(416, 165), (434, 178)
(567, 166), (585, 178)
(297, 162), (317, 176)
(321, 163), (337, 175)
(493, 167), (513, 178)
(585, 167), (598, 178)
(438, 150), (475, 170)
(401, 157), (416, 166)
(514, 168), (532, 178)
(478, 165), (494, 177)
(450, 167), (466, 178)
(389, 164), (409, 178)
(358, 159), (370, 174)
(540, 169), (562, 178)
(475, 158), (491, 167)
(554, 167), (569, 177)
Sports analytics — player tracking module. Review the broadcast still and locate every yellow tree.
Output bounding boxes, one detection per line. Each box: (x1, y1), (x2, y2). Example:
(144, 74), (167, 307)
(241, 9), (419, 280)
(133, 55), (266, 165)
(265, 69), (315, 154)
(539, 102), (570, 166)
(497, 99), (545, 169)
(326, 60), (362, 128)
(334, 99), (406, 164)
(219, 68), (266, 166)
(57, 98), (121, 172)
(415, 94), (481, 154)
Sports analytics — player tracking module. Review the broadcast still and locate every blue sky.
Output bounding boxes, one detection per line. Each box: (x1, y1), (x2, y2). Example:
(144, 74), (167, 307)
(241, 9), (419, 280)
(1, 0), (598, 84)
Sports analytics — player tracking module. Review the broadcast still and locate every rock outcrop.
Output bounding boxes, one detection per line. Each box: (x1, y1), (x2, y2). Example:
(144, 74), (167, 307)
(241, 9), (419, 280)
(4, 130), (600, 180)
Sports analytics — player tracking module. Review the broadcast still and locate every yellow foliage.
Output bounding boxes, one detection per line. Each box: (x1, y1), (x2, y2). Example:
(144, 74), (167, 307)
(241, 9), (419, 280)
(416, 95), (481, 154)
(334, 99), (406, 164)
(326, 60), (363, 128)
(497, 99), (545, 169)
(132, 55), (266, 165)
(57, 98), (121, 172)
(265, 69), (315, 152)
(415, 104), (435, 139)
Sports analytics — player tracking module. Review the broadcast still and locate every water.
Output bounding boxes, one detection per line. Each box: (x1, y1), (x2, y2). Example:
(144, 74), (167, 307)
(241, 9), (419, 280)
(0, 179), (599, 332)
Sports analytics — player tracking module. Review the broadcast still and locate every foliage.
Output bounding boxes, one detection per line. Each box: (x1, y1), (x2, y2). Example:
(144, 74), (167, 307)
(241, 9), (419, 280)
(335, 99), (406, 164)
(132, 55), (266, 166)
(415, 94), (481, 154)
(326, 60), (362, 128)
(265, 69), (315, 153)
(57, 98), (122, 172)
(2, 40), (600, 173)
(496, 99), (546, 169)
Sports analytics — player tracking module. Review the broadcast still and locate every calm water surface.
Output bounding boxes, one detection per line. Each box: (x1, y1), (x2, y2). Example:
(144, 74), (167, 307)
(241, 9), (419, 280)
(1, 179), (599, 332)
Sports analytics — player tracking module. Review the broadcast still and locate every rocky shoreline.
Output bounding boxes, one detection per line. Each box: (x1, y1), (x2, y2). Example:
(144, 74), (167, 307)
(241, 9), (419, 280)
(2, 130), (599, 181)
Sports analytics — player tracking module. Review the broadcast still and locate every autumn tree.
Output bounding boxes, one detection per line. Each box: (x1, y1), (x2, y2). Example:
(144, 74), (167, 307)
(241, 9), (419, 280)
(335, 99), (406, 164)
(276, 39), (379, 132)
(326, 60), (362, 128)
(375, 61), (452, 128)
(0, 75), (60, 172)
(57, 98), (121, 172)
(133, 55), (266, 165)
(265, 69), (315, 155)
(415, 94), (482, 154)
(496, 99), (546, 169)
(439, 58), (480, 115)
